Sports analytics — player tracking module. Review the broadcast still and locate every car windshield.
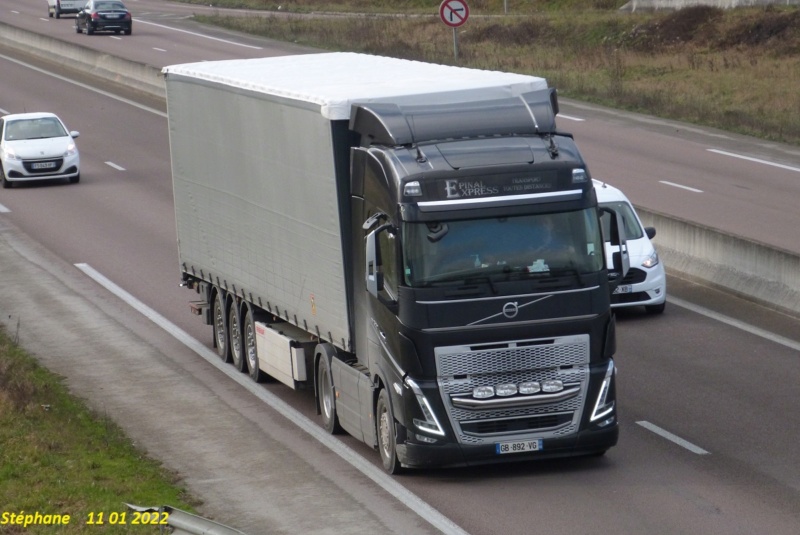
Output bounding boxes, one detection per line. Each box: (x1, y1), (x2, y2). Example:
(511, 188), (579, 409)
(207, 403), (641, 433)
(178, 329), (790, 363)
(599, 201), (644, 240)
(403, 208), (605, 286)
(4, 118), (67, 141)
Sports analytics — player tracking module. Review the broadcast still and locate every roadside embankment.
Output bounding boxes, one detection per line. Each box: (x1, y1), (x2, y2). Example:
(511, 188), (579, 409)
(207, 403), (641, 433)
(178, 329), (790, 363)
(2, 20), (798, 318)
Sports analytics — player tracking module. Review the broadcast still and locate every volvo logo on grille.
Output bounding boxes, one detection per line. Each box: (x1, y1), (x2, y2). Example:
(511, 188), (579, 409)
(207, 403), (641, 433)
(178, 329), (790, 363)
(502, 302), (519, 319)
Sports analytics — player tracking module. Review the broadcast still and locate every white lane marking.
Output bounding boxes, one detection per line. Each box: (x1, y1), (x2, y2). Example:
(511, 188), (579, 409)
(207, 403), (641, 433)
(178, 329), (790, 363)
(105, 162), (126, 171)
(558, 114), (584, 122)
(74, 263), (471, 535)
(0, 53), (166, 118)
(659, 180), (703, 193)
(669, 295), (800, 353)
(708, 149), (800, 173)
(637, 421), (710, 455)
(0, 107), (10, 114)
(135, 19), (263, 49)
(152, 47), (167, 52)
(0, 204), (10, 213)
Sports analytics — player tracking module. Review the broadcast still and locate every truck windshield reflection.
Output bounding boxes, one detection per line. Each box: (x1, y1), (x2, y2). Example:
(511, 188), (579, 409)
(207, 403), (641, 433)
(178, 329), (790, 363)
(403, 209), (604, 286)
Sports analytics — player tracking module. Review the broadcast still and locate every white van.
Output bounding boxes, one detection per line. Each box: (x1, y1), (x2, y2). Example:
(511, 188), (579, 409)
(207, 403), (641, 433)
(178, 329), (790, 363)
(47, 0), (83, 18)
(594, 179), (667, 314)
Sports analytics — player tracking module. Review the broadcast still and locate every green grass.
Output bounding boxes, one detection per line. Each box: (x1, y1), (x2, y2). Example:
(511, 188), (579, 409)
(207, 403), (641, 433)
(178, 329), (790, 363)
(0, 329), (198, 534)
(182, 1), (800, 145)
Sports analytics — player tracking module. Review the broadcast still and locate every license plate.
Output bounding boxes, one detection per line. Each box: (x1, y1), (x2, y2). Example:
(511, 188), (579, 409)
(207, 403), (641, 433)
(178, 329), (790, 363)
(496, 439), (542, 455)
(106, 13), (122, 18)
(31, 162), (57, 169)
(613, 284), (632, 294)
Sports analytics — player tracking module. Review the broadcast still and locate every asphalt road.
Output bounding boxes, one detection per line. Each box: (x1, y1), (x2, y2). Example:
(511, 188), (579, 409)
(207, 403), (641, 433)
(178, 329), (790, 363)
(1, 3), (800, 535)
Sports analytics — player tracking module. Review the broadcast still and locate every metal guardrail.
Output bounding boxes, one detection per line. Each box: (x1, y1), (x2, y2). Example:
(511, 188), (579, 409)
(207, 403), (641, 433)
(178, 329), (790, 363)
(127, 504), (248, 535)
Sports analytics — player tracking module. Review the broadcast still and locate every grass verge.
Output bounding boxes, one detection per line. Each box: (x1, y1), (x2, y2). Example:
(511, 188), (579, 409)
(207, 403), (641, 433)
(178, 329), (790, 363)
(184, 0), (800, 145)
(0, 328), (198, 534)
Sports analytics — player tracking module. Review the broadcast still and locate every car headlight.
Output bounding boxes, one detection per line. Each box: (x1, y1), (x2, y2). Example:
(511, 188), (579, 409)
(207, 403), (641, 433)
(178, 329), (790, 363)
(641, 250), (659, 268)
(3, 147), (21, 161)
(64, 143), (78, 157)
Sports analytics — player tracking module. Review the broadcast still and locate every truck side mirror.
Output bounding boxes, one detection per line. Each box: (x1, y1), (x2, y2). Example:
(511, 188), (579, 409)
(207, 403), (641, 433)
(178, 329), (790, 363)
(600, 207), (630, 291)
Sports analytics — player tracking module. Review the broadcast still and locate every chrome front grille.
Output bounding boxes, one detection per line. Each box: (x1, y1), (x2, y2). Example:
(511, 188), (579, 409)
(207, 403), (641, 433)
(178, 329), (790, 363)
(435, 334), (590, 445)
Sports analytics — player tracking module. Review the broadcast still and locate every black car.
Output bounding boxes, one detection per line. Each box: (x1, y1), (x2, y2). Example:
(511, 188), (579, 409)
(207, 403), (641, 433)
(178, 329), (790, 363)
(75, 0), (132, 35)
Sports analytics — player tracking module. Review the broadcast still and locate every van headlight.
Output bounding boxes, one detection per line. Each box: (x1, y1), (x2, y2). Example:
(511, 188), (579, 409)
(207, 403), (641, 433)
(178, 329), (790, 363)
(641, 250), (659, 268)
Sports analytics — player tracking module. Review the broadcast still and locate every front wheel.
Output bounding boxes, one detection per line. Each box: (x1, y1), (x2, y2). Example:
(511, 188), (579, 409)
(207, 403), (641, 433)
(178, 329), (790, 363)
(69, 173), (80, 184)
(376, 388), (402, 474)
(1, 167), (11, 189)
(645, 301), (666, 314)
(212, 291), (231, 363)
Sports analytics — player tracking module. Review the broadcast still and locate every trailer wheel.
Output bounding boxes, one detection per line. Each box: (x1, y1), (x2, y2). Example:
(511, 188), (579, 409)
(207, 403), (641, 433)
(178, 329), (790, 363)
(243, 307), (263, 382)
(212, 291), (231, 363)
(229, 305), (246, 372)
(377, 388), (402, 474)
(317, 356), (342, 434)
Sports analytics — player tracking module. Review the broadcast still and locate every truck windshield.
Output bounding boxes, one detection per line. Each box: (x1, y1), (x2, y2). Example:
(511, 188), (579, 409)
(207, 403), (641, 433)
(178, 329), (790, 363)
(403, 208), (604, 286)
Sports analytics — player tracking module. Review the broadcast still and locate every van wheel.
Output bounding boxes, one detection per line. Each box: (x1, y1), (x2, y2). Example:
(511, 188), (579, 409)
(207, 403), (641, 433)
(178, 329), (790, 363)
(212, 291), (231, 362)
(377, 388), (402, 474)
(317, 356), (342, 434)
(229, 305), (246, 372)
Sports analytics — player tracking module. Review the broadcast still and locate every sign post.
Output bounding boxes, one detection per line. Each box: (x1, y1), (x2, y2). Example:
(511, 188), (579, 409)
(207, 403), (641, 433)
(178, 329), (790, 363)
(439, 0), (469, 62)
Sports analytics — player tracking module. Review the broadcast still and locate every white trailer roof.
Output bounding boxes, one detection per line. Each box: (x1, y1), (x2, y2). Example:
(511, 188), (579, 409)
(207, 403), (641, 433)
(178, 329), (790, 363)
(162, 52), (549, 120)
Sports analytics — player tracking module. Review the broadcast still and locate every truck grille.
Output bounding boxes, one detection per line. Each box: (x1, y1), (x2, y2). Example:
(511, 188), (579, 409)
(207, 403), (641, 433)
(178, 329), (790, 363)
(435, 334), (590, 445)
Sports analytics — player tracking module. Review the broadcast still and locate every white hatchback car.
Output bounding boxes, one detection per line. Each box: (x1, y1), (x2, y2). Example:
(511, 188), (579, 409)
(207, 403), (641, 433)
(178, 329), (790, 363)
(594, 179), (666, 314)
(0, 113), (80, 188)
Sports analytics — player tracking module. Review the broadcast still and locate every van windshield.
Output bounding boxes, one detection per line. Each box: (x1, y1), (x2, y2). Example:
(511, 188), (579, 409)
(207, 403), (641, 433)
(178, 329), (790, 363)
(402, 208), (604, 286)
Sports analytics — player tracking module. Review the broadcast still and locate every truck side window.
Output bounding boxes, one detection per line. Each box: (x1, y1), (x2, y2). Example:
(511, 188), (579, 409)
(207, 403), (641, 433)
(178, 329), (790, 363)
(378, 227), (398, 301)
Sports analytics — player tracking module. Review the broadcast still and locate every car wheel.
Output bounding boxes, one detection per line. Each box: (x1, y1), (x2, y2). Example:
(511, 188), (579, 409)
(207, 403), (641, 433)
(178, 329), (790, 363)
(69, 173), (80, 184)
(1, 175), (10, 189)
(377, 388), (403, 474)
(55, 9), (61, 19)
(124, 28), (132, 36)
(86, 24), (94, 35)
(48, 8), (53, 18)
(75, 21), (82, 33)
(316, 355), (342, 434)
(645, 302), (666, 314)
(212, 290), (231, 363)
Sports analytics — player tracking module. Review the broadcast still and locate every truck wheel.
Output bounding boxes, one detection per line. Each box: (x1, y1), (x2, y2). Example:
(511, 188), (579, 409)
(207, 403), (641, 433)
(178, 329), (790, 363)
(243, 308), (263, 382)
(212, 291), (231, 363)
(376, 388), (402, 474)
(228, 305), (246, 372)
(317, 356), (342, 434)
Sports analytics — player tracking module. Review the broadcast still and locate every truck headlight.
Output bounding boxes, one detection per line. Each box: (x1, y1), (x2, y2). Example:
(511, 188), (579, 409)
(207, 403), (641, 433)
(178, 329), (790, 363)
(405, 377), (445, 436)
(590, 360), (615, 422)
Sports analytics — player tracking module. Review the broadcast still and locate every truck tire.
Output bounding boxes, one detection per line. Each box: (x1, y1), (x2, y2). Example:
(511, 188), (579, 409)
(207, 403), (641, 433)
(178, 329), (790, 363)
(242, 307), (263, 382)
(376, 388), (402, 474)
(212, 290), (231, 363)
(228, 305), (246, 372)
(317, 355), (342, 434)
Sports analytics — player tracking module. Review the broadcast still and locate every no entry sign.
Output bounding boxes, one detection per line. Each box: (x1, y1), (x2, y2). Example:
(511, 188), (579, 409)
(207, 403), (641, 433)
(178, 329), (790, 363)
(439, 0), (469, 28)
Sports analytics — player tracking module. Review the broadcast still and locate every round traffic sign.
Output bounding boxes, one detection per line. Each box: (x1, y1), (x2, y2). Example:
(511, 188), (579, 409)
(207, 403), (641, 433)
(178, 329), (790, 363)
(439, 0), (469, 28)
